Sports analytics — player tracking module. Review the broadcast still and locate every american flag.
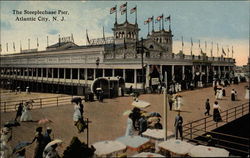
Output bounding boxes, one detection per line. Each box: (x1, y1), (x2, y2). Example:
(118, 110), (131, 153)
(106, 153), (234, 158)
(156, 15), (163, 21)
(110, 6), (116, 14)
(130, 6), (136, 14)
(120, 3), (127, 11)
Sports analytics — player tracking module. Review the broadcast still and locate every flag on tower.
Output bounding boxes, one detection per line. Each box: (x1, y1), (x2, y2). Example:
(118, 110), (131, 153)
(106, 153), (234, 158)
(148, 16), (153, 23)
(86, 30), (90, 44)
(110, 6), (116, 14)
(37, 38), (39, 47)
(6, 43), (8, 52)
(156, 15), (163, 21)
(130, 6), (136, 14)
(181, 36), (184, 47)
(121, 8), (126, 15)
(120, 3), (127, 11)
(144, 19), (149, 25)
(191, 38), (193, 46)
(165, 15), (171, 22)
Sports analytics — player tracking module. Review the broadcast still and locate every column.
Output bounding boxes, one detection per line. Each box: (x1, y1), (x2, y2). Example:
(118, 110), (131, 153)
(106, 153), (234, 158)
(64, 68), (66, 80)
(218, 66), (221, 79)
(206, 66), (209, 83)
(52, 68), (54, 79)
(192, 66), (195, 80)
(146, 65), (150, 88)
(112, 69), (115, 77)
(134, 69), (137, 88)
(123, 69), (125, 80)
(199, 65), (202, 81)
(84, 68), (87, 85)
(223, 66), (226, 78)
(77, 68), (80, 82)
(172, 65), (174, 81)
(103, 69), (105, 77)
(160, 65), (163, 82)
(182, 65), (185, 80)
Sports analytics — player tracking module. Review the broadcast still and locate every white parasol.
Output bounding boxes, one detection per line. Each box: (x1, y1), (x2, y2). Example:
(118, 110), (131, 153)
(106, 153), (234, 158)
(122, 110), (132, 116)
(157, 138), (195, 156)
(44, 139), (63, 151)
(188, 145), (230, 157)
(132, 152), (165, 157)
(92, 140), (126, 157)
(142, 129), (174, 140)
(116, 136), (149, 151)
(131, 100), (150, 108)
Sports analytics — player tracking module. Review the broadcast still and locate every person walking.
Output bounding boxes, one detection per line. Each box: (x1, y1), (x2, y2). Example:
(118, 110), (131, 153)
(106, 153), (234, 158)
(15, 102), (23, 121)
(30, 127), (45, 158)
(125, 113), (135, 136)
(73, 105), (85, 133)
(20, 101), (33, 122)
(168, 93), (174, 111)
(213, 101), (222, 122)
(231, 89), (236, 101)
(43, 127), (52, 147)
(204, 99), (211, 116)
(174, 112), (183, 140)
(214, 85), (217, 95)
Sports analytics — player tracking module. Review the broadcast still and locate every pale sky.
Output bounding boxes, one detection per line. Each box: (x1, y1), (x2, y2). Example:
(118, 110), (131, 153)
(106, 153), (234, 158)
(0, 1), (249, 66)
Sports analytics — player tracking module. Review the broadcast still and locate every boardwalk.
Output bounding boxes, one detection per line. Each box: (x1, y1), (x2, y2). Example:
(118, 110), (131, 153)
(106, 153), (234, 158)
(0, 82), (248, 157)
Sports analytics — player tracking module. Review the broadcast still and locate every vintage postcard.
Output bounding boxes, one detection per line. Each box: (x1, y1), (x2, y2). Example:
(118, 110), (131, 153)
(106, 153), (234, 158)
(0, 1), (249, 158)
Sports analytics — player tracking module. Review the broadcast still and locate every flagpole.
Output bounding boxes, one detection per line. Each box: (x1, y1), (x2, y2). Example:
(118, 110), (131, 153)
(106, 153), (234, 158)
(47, 36), (49, 47)
(217, 43), (219, 57)
(152, 16), (154, 32)
(115, 5), (117, 24)
(28, 39), (30, 50)
(162, 14), (164, 31)
(191, 38), (193, 56)
(148, 22), (150, 36)
(169, 15), (171, 31)
(232, 46), (233, 58)
(135, 5), (137, 24)
(181, 36), (183, 53)
(37, 38), (39, 48)
(211, 42), (213, 57)
(20, 40), (22, 52)
(125, 2), (128, 22)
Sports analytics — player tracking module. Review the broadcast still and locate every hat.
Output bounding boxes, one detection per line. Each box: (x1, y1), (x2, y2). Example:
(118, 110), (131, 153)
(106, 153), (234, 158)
(36, 127), (42, 132)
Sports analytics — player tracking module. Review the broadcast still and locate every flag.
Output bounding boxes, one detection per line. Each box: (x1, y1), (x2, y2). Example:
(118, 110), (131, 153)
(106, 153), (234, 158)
(156, 15), (163, 21)
(222, 48), (226, 55)
(144, 19), (149, 25)
(110, 6), (116, 14)
(120, 3), (127, 11)
(130, 6), (136, 14)
(6, 43), (8, 52)
(121, 8), (126, 15)
(86, 30), (90, 44)
(227, 47), (230, 53)
(165, 15), (171, 22)
(102, 26), (105, 40)
(20, 41), (22, 51)
(13, 42), (15, 51)
(148, 16), (153, 23)
(191, 38), (193, 46)
(181, 36), (184, 47)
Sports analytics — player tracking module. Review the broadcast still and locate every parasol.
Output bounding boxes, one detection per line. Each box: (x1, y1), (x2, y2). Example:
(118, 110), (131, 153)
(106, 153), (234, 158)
(71, 97), (82, 104)
(116, 136), (149, 151)
(92, 140), (126, 157)
(157, 138), (195, 156)
(188, 145), (229, 157)
(13, 141), (31, 153)
(132, 152), (165, 157)
(123, 110), (132, 116)
(142, 129), (174, 140)
(132, 100), (150, 108)
(44, 139), (63, 151)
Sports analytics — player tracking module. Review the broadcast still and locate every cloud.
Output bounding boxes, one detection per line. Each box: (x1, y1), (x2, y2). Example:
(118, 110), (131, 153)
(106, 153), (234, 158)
(48, 29), (59, 35)
(0, 21), (12, 30)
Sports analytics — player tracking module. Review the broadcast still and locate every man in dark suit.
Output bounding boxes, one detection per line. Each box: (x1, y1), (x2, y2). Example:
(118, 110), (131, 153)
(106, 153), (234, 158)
(174, 111), (183, 140)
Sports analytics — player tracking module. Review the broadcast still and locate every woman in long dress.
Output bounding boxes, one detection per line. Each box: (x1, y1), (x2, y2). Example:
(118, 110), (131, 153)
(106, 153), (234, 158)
(125, 113), (134, 136)
(213, 101), (222, 122)
(218, 89), (223, 100)
(231, 89), (236, 101)
(20, 102), (32, 122)
(215, 89), (220, 99)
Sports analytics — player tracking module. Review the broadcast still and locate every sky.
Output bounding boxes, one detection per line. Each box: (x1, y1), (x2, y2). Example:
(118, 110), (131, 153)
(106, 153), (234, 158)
(0, 1), (249, 66)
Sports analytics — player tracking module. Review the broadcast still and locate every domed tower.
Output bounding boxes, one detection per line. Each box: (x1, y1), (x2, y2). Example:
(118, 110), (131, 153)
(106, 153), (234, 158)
(112, 21), (140, 45)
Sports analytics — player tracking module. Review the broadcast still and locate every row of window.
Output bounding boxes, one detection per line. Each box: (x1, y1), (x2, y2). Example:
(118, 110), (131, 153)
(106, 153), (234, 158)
(0, 68), (145, 83)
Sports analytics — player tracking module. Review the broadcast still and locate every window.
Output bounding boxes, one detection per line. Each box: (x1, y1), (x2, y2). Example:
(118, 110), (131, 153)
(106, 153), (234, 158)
(115, 69), (123, 77)
(59, 68), (64, 78)
(79, 69), (85, 80)
(65, 68), (71, 79)
(43, 68), (47, 77)
(38, 68), (41, 77)
(53, 68), (58, 78)
(136, 69), (145, 83)
(72, 69), (78, 79)
(87, 69), (94, 80)
(125, 69), (134, 83)
(95, 69), (103, 78)
(105, 69), (112, 77)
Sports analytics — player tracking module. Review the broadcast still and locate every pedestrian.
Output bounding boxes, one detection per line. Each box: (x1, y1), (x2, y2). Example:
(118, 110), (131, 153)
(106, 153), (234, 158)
(204, 99), (210, 116)
(15, 102), (23, 121)
(78, 101), (84, 117)
(20, 101), (33, 122)
(125, 113), (135, 136)
(73, 105), (85, 133)
(174, 111), (183, 140)
(231, 89), (236, 101)
(168, 93), (173, 111)
(222, 87), (226, 96)
(213, 101), (222, 122)
(138, 116), (148, 135)
(214, 85), (217, 95)
(218, 88), (223, 100)
(30, 127), (45, 158)
(130, 107), (141, 130)
(174, 95), (183, 110)
(43, 127), (52, 147)
(154, 118), (163, 129)
(129, 85), (133, 94)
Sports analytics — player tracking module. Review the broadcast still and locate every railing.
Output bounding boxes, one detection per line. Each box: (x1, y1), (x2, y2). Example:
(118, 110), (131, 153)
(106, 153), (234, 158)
(183, 102), (249, 155)
(0, 95), (73, 112)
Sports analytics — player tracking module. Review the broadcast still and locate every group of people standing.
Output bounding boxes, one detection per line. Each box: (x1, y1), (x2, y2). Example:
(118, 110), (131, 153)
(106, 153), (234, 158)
(167, 93), (183, 111)
(15, 100), (34, 122)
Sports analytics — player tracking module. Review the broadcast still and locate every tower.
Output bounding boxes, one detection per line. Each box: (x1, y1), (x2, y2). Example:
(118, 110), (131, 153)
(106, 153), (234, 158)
(112, 21), (140, 45)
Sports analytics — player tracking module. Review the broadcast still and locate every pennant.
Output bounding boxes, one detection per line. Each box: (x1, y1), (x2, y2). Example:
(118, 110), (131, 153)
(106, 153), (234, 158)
(86, 30), (90, 44)
(191, 38), (193, 46)
(110, 6), (116, 14)
(130, 6), (136, 14)
(121, 8), (126, 15)
(165, 15), (171, 22)
(148, 16), (153, 23)
(144, 19), (149, 25)
(222, 48), (226, 55)
(156, 15), (163, 21)
(181, 36), (184, 47)
(120, 3), (127, 11)
(37, 38), (39, 47)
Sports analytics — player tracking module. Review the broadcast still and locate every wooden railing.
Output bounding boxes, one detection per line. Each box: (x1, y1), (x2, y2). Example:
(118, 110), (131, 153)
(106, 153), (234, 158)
(183, 102), (249, 155)
(0, 95), (73, 112)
